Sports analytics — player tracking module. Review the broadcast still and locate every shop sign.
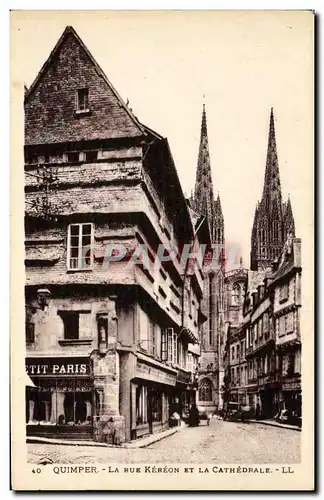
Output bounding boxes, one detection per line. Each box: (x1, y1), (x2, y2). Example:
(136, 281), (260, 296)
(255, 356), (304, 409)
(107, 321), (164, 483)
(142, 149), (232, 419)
(136, 361), (176, 386)
(26, 357), (91, 376)
(282, 378), (301, 391)
(32, 381), (93, 392)
(176, 368), (192, 385)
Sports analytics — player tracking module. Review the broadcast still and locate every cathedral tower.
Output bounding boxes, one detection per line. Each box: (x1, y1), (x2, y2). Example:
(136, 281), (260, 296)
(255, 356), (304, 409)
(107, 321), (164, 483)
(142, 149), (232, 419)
(250, 108), (295, 271)
(192, 104), (224, 246)
(191, 102), (226, 412)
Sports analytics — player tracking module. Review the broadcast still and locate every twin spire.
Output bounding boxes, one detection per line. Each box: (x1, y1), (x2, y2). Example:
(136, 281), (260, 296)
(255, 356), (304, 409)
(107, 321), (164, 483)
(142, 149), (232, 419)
(250, 108), (296, 270)
(192, 103), (296, 272)
(261, 107), (282, 210)
(192, 102), (224, 247)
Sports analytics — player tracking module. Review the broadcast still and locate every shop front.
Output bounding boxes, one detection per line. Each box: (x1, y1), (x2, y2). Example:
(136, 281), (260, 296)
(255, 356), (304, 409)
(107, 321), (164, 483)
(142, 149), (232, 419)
(25, 356), (97, 440)
(129, 355), (177, 440)
(169, 368), (193, 420)
(281, 377), (302, 426)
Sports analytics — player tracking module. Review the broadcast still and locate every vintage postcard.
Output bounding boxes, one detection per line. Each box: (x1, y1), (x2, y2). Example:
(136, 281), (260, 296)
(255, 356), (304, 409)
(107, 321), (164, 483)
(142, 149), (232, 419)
(10, 10), (314, 491)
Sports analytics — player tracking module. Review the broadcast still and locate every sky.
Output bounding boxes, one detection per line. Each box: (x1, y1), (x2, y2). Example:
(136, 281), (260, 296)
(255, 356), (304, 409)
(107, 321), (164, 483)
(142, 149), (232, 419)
(11, 10), (314, 268)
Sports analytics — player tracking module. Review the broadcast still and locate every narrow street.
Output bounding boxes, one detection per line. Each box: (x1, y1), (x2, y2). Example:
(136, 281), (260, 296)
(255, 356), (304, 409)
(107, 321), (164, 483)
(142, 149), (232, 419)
(27, 419), (300, 464)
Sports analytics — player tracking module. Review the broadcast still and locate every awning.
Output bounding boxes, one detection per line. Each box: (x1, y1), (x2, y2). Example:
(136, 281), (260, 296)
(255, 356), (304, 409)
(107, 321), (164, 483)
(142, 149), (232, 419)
(24, 371), (36, 388)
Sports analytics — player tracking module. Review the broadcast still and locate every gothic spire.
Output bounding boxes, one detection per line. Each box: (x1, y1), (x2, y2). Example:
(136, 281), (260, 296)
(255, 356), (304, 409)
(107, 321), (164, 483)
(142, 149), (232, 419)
(250, 109), (296, 271)
(193, 103), (215, 229)
(284, 195), (296, 237)
(261, 108), (282, 211)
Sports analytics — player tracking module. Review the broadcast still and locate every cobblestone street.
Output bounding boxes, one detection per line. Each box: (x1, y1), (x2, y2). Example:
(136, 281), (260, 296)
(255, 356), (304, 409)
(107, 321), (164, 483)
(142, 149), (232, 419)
(27, 419), (301, 464)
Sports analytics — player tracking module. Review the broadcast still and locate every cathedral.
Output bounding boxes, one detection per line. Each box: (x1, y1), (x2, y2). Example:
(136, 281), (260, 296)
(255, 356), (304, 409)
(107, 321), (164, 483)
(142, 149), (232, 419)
(191, 105), (296, 414)
(250, 108), (295, 271)
(190, 104), (226, 413)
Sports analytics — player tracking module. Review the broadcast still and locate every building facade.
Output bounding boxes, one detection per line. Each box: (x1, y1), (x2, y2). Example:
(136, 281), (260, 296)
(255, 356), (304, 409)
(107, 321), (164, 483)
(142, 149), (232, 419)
(224, 109), (301, 424)
(271, 236), (302, 423)
(24, 26), (207, 443)
(190, 104), (226, 413)
(225, 237), (302, 425)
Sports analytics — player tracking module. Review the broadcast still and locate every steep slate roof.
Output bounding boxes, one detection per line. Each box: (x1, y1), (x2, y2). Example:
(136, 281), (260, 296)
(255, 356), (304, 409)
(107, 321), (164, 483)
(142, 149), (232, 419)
(25, 26), (146, 145)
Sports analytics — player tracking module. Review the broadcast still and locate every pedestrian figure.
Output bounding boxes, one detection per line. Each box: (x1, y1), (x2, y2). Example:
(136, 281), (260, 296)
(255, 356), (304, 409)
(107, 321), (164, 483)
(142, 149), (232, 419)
(188, 405), (200, 427)
(170, 411), (181, 427)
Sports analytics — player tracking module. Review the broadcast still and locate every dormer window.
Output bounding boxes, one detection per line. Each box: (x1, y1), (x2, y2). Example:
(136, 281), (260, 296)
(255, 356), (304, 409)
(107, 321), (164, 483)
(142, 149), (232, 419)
(76, 88), (89, 113)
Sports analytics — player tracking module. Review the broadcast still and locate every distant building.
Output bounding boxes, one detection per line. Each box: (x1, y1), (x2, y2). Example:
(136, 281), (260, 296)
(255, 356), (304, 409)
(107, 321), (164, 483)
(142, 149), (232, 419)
(224, 110), (301, 425)
(271, 236), (302, 422)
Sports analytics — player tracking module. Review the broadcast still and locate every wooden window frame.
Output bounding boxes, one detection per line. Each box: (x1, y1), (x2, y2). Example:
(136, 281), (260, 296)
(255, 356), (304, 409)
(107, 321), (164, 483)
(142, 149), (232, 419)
(67, 223), (94, 271)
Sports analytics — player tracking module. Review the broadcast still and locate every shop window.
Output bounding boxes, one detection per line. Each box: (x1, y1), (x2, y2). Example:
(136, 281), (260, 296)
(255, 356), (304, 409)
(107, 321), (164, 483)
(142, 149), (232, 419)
(150, 388), (162, 423)
(76, 88), (89, 112)
(63, 393), (89, 424)
(68, 223), (93, 270)
(26, 321), (35, 344)
(198, 378), (212, 402)
(61, 312), (79, 340)
(27, 391), (51, 423)
(136, 385), (148, 426)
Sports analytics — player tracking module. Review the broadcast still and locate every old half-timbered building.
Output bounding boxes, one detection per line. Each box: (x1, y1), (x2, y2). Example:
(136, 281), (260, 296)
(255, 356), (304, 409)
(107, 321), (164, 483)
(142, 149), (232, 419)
(24, 26), (207, 443)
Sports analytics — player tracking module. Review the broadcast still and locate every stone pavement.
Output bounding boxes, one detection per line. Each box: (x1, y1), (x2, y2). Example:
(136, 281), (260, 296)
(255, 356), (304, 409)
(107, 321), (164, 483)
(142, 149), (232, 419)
(27, 419), (301, 464)
(248, 419), (301, 431)
(27, 427), (179, 449)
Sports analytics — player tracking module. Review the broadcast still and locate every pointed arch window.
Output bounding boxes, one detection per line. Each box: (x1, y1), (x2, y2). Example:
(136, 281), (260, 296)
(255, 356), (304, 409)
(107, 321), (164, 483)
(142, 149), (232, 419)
(232, 283), (240, 305)
(198, 378), (213, 402)
(208, 274), (213, 344)
(273, 222), (279, 241)
(259, 228), (266, 245)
